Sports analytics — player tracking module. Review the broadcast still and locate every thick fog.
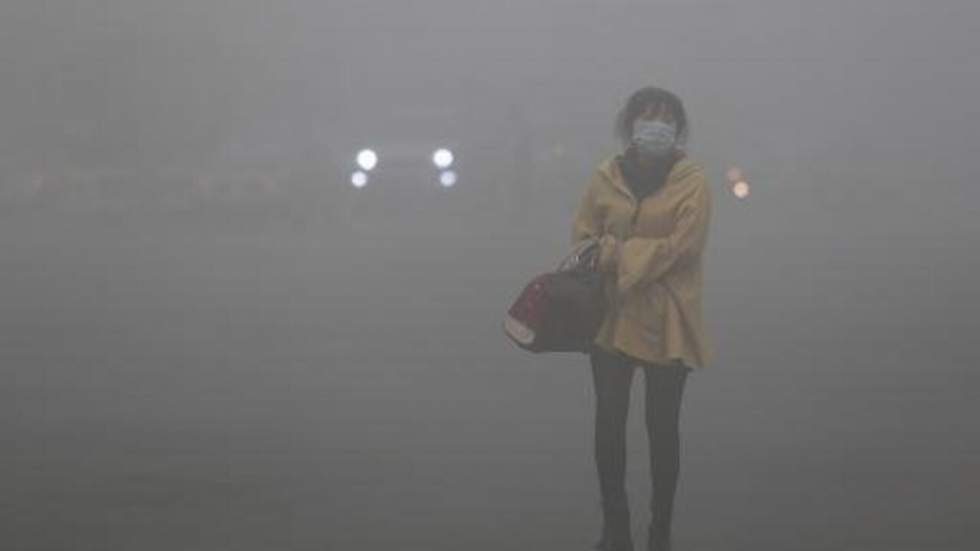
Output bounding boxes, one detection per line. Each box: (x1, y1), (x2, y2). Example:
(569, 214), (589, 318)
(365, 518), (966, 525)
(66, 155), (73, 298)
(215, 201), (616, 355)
(3, 1), (978, 549)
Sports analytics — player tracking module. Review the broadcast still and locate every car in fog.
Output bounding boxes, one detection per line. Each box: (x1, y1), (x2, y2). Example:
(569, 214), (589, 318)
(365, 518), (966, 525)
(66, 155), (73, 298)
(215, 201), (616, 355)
(348, 142), (459, 190)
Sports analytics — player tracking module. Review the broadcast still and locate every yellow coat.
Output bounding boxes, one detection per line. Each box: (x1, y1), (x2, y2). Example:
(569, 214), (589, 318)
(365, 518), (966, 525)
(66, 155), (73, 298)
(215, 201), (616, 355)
(571, 154), (713, 369)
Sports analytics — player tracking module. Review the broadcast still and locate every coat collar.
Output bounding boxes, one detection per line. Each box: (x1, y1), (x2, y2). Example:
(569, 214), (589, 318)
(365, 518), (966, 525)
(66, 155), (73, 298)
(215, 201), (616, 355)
(600, 153), (699, 203)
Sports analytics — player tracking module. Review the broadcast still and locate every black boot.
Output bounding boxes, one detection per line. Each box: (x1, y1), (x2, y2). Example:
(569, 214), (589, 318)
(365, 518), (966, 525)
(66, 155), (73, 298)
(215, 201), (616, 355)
(594, 533), (634, 551)
(646, 518), (672, 551)
(593, 536), (635, 551)
(593, 499), (633, 551)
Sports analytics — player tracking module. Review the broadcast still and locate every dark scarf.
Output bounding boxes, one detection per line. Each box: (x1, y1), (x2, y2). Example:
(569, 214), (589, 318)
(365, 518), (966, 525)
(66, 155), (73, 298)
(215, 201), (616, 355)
(617, 148), (682, 202)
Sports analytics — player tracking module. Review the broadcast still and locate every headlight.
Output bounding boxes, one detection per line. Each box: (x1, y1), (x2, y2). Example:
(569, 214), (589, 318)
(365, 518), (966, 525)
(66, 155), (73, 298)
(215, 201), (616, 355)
(432, 148), (454, 169)
(356, 149), (378, 171)
(439, 170), (457, 188)
(351, 171), (369, 188)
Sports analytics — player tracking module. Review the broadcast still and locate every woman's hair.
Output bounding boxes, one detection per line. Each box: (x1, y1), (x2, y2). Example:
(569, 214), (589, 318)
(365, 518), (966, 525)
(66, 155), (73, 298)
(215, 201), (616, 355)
(615, 86), (689, 148)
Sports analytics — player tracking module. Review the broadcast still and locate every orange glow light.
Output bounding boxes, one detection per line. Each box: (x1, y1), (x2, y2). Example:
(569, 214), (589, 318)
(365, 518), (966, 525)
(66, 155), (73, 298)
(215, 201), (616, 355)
(732, 181), (750, 199)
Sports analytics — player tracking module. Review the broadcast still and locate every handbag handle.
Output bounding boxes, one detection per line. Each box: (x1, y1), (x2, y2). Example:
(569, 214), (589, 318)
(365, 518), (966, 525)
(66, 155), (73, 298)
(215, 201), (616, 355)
(557, 237), (601, 272)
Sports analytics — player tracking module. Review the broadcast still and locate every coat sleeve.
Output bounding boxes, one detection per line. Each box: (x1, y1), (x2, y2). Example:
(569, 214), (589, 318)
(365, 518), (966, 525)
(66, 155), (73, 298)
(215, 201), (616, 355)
(617, 175), (711, 294)
(570, 170), (603, 246)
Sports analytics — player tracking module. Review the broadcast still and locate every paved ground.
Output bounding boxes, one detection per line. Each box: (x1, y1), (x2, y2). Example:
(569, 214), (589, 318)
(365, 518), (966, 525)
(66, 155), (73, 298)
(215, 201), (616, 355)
(3, 206), (978, 550)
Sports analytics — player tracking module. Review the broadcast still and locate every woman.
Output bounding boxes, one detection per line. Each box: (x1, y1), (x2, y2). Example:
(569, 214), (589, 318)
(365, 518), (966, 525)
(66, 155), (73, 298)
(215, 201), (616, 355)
(570, 87), (713, 551)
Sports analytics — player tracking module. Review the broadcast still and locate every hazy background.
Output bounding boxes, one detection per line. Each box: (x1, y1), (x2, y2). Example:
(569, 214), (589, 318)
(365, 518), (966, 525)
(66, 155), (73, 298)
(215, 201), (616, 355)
(3, 1), (978, 550)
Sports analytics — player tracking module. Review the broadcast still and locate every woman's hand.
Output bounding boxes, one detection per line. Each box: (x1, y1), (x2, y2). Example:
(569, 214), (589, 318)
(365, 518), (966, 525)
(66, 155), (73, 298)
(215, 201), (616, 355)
(597, 234), (621, 272)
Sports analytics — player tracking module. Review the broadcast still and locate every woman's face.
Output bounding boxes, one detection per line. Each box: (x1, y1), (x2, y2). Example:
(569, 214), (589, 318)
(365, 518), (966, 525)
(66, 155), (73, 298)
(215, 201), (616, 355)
(636, 103), (676, 126)
(630, 103), (678, 161)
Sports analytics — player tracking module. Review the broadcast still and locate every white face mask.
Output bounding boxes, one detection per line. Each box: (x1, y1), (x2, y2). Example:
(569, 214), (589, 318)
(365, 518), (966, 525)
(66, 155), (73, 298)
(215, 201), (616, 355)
(631, 119), (677, 157)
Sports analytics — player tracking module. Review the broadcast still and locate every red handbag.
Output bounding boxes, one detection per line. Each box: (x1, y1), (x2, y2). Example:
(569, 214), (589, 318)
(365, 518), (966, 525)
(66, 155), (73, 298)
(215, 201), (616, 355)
(503, 237), (608, 353)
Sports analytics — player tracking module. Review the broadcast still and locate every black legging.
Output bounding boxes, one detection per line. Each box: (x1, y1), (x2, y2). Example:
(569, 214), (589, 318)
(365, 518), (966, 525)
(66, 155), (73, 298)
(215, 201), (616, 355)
(590, 346), (691, 550)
